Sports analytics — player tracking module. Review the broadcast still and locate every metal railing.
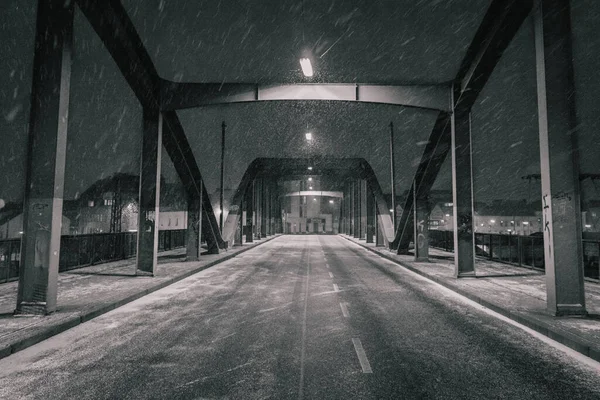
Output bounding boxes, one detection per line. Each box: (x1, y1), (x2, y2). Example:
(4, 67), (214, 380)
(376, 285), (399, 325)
(0, 229), (187, 284)
(428, 229), (600, 280)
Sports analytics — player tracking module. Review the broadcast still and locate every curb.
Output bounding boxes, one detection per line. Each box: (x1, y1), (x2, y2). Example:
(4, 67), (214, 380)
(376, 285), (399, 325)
(342, 235), (600, 363)
(1, 235), (280, 360)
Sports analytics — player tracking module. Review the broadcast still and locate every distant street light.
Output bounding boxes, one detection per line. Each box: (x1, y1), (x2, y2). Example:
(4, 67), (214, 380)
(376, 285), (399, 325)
(308, 166), (313, 170)
(308, 177), (313, 181)
(305, 132), (313, 141)
(309, 186), (313, 190)
(300, 58), (313, 77)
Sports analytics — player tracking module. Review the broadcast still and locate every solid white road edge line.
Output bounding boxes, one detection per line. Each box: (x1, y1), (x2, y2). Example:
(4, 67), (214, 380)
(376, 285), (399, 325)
(342, 238), (600, 371)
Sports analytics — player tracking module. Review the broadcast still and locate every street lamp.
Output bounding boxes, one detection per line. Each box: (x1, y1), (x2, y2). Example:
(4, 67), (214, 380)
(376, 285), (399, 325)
(300, 58), (313, 77)
(305, 132), (313, 141)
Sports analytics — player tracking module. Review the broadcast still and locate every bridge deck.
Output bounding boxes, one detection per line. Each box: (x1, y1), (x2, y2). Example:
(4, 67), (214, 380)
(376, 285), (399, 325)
(0, 236), (599, 399)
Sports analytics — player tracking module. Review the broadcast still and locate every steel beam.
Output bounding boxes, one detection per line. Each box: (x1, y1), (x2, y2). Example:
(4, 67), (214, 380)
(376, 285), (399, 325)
(77, 0), (227, 253)
(16, 0), (73, 315)
(160, 82), (451, 112)
(451, 107), (476, 277)
(186, 196), (201, 261)
(366, 189), (375, 244)
(76, 0), (160, 109)
(534, 0), (586, 316)
(393, 0), (533, 254)
(136, 108), (162, 275)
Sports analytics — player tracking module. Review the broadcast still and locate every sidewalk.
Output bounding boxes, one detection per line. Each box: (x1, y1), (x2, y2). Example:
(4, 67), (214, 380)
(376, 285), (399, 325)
(343, 235), (600, 362)
(0, 236), (278, 360)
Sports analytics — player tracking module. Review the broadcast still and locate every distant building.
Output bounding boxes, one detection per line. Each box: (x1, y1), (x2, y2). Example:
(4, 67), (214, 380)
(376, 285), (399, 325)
(429, 200), (543, 235)
(0, 201), (70, 239)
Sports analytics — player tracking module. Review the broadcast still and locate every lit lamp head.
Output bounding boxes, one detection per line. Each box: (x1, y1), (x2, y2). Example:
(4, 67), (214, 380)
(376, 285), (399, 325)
(299, 57), (313, 77)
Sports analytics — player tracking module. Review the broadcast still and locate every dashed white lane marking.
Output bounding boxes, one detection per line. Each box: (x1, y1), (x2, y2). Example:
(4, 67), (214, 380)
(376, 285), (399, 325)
(326, 264), (330, 269)
(352, 338), (373, 373)
(340, 302), (350, 318)
(345, 237), (600, 371)
(328, 272), (334, 278)
(333, 284), (340, 292)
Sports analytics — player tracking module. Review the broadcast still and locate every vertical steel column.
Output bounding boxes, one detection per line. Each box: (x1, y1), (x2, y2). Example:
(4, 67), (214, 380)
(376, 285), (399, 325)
(360, 180), (367, 239)
(16, 0), (73, 315)
(451, 96), (476, 277)
(186, 194), (201, 261)
(376, 200), (384, 246)
(366, 187), (375, 243)
(136, 108), (162, 275)
(261, 179), (267, 238)
(534, 0), (586, 315)
(353, 180), (360, 238)
(245, 182), (254, 243)
(413, 184), (430, 262)
(341, 189), (346, 234)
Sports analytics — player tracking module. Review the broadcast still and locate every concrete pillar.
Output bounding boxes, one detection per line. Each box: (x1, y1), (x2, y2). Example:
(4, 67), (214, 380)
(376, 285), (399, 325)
(16, 0), (73, 315)
(534, 0), (586, 316)
(451, 102), (476, 277)
(366, 188), (375, 243)
(413, 185), (430, 262)
(136, 108), (162, 275)
(186, 194), (201, 260)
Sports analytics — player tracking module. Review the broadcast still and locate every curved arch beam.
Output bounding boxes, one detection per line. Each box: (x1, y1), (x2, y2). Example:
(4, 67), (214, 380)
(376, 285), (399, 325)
(160, 81), (451, 113)
(220, 157), (396, 246)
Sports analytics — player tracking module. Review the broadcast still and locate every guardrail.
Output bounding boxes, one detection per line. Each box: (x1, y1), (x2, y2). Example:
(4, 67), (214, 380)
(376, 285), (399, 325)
(0, 229), (187, 284)
(428, 230), (599, 280)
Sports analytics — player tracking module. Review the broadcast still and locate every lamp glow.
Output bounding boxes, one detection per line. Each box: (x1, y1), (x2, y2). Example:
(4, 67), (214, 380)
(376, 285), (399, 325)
(305, 132), (313, 140)
(308, 177), (313, 181)
(300, 58), (313, 77)
(308, 166), (313, 170)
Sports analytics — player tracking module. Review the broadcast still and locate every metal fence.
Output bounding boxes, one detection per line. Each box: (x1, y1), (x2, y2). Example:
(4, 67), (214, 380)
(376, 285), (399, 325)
(428, 229), (600, 280)
(0, 229), (187, 284)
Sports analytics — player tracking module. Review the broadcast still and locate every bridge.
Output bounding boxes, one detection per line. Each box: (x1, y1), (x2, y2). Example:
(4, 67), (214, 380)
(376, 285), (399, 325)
(1, 0), (600, 398)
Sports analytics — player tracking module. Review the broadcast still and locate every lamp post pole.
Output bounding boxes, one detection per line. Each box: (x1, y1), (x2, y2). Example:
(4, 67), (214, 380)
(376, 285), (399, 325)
(220, 121), (226, 232)
(389, 121), (397, 232)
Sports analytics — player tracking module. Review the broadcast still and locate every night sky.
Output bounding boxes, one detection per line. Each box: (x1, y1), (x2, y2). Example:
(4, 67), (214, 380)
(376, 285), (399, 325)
(1, 0), (600, 210)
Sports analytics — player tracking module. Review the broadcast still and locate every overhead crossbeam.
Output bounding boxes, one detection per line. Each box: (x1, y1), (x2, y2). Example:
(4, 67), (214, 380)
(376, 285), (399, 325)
(160, 81), (451, 112)
(393, 0), (533, 253)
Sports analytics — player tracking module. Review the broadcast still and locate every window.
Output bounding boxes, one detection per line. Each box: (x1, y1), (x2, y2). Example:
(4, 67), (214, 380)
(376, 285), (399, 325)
(104, 199), (113, 206)
(88, 200), (94, 207)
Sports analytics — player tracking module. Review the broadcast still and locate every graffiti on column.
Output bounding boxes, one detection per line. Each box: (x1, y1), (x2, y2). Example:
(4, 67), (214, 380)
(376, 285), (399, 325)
(458, 213), (472, 237)
(417, 219), (426, 249)
(543, 193), (552, 257)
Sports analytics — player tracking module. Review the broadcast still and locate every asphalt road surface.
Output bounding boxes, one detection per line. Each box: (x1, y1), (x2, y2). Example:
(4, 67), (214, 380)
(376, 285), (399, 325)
(1, 236), (599, 399)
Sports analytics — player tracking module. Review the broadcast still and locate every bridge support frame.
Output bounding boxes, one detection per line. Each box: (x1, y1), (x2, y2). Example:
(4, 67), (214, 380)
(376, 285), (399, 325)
(451, 106), (476, 277)
(16, 0), (73, 315)
(366, 188), (375, 243)
(136, 108), (162, 275)
(186, 195), (202, 260)
(414, 184), (430, 262)
(534, 0), (586, 316)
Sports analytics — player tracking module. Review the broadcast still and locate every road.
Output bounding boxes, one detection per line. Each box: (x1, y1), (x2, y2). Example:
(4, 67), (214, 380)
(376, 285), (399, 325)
(1, 235), (599, 399)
